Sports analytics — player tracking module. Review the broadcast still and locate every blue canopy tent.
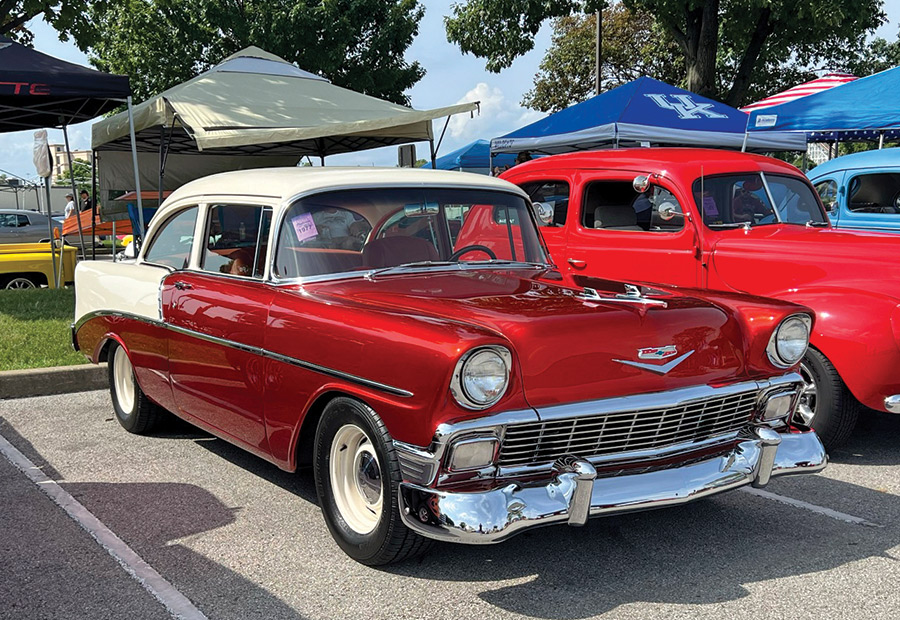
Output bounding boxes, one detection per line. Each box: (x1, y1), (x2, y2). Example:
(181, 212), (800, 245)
(747, 67), (900, 144)
(491, 77), (806, 156)
(421, 140), (516, 173)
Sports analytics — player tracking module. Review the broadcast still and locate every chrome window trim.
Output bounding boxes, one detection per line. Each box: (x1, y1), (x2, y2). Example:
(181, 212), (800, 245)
(269, 184), (541, 284)
(268, 262), (551, 287)
(73, 309), (413, 398)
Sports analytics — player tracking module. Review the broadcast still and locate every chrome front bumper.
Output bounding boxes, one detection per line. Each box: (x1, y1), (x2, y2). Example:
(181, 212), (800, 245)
(398, 427), (826, 544)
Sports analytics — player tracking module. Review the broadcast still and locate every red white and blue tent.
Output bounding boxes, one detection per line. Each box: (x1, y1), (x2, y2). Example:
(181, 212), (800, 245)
(740, 73), (857, 113)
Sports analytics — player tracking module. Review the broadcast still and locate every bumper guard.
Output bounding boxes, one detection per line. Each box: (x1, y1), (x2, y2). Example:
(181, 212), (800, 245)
(399, 427), (825, 544)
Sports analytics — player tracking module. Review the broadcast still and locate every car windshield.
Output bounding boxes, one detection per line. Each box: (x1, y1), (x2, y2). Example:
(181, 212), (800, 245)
(693, 173), (827, 229)
(273, 187), (549, 280)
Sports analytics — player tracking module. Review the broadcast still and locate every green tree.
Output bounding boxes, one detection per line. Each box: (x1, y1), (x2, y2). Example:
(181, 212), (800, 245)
(522, 6), (683, 112)
(445, 0), (885, 107)
(56, 158), (91, 191)
(1, 1), (100, 45)
(73, 0), (425, 105)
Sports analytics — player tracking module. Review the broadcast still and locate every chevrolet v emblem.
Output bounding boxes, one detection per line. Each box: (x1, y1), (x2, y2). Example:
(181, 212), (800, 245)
(613, 350), (695, 375)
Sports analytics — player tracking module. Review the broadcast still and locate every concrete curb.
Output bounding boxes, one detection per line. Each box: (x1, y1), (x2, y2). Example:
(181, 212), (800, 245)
(0, 364), (107, 400)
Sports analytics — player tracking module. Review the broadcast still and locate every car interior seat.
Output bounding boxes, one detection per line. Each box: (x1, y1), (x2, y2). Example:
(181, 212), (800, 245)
(593, 203), (642, 231)
(362, 236), (439, 268)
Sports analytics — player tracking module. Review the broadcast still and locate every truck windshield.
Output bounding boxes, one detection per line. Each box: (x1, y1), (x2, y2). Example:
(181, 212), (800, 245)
(693, 173), (827, 229)
(273, 187), (549, 280)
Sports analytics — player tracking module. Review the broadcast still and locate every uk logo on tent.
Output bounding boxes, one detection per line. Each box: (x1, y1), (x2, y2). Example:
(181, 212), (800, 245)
(645, 94), (728, 120)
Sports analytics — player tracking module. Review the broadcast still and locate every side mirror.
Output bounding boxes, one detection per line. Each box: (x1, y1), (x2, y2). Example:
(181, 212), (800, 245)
(532, 201), (554, 226)
(122, 241), (136, 259)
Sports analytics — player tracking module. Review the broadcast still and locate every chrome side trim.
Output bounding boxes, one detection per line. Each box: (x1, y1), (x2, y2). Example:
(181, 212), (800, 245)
(73, 309), (413, 398)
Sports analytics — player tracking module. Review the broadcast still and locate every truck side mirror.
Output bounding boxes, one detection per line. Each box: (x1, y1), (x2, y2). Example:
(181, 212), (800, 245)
(532, 201), (554, 226)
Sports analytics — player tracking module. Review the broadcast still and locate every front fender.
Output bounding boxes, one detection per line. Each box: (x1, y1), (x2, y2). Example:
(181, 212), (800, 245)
(773, 286), (900, 411)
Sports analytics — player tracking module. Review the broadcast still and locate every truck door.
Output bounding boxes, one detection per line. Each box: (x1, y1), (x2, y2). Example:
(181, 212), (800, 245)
(564, 172), (701, 288)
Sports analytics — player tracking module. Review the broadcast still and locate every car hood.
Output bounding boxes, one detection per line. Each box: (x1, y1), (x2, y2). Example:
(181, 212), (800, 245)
(710, 224), (900, 301)
(304, 270), (751, 407)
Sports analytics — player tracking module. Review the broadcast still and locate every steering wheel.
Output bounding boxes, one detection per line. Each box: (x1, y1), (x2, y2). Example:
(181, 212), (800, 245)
(448, 244), (497, 261)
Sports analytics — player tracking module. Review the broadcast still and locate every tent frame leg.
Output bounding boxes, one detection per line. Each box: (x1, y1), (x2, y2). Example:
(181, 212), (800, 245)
(90, 150), (97, 260)
(127, 96), (145, 245)
(42, 174), (59, 288)
(63, 124), (87, 261)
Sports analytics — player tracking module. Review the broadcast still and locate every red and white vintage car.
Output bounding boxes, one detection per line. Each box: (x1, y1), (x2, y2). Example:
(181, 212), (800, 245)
(504, 149), (900, 450)
(73, 168), (825, 565)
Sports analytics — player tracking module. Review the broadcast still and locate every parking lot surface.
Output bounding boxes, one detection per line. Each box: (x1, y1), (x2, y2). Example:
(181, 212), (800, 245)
(2, 390), (899, 619)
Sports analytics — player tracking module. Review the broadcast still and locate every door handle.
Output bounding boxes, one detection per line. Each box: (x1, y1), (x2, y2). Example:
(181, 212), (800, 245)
(173, 281), (193, 290)
(567, 258), (587, 269)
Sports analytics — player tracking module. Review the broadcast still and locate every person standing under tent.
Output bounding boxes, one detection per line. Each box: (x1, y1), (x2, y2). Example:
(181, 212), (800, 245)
(64, 193), (76, 219)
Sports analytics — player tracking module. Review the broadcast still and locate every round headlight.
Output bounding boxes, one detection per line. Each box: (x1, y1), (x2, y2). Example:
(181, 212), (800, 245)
(768, 315), (811, 367)
(451, 347), (511, 409)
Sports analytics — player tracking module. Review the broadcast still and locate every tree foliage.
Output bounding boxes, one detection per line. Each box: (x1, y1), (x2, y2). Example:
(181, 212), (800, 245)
(73, 0), (426, 105)
(56, 158), (91, 191)
(522, 6), (683, 112)
(0, 0), (100, 45)
(446, 0), (885, 107)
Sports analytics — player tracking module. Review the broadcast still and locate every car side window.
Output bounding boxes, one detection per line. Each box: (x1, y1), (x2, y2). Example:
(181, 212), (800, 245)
(519, 181), (570, 226)
(143, 206), (198, 269)
(846, 173), (900, 215)
(814, 179), (838, 213)
(0, 214), (13, 227)
(581, 181), (683, 232)
(201, 204), (272, 278)
(16, 214), (29, 227)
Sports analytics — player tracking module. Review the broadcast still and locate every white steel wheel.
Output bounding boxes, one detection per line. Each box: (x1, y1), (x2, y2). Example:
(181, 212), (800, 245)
(107, 341), (163, 434)
(113, 345), (136, 414)
(6, 277), (37, 290)
(329, 424), (383, 535)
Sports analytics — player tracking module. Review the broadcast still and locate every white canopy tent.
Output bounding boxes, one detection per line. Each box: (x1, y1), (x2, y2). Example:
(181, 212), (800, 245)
(92, 47), (478, 227)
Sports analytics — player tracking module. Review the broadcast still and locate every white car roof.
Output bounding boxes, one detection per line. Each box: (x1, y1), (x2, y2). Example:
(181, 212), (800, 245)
(160, 167), (528, 215)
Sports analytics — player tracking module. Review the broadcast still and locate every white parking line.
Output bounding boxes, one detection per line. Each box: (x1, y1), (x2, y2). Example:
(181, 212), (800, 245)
(0, 432), (209, 620)
(740, 487), (882, 527)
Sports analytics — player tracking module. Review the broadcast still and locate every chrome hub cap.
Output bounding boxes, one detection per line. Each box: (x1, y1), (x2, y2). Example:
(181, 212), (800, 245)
(330, 424), (383, 534)
(113, 346), (136, 414)
(796, 361), (817, 426)
(6, 277), (36, 290)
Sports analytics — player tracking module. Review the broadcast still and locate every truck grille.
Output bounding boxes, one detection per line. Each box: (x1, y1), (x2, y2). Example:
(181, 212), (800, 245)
(499, 390), (758, 467)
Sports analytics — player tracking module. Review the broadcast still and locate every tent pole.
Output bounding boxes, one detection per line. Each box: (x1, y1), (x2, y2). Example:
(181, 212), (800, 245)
(127, 96), (145, 244)
(42, 175), (59, 288)
(63, 124), (87, 260)
(90, 150), (97, 260)
(879, 131), (884, 149)
(429, 138), (437, 169)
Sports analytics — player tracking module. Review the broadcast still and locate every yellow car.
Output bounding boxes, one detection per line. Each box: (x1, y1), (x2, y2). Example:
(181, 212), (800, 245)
(0, 243), (77, 289)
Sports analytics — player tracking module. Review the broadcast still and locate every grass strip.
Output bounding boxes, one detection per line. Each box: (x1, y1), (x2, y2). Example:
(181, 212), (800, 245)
(0, 288), (85, 371)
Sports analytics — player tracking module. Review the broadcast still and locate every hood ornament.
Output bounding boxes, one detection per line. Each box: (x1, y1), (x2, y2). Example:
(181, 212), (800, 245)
(614, 347), (694, 375)
(582, 284), (667, 308)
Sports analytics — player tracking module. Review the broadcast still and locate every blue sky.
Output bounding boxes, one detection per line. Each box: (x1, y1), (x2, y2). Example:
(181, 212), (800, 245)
(1, 0), (899, 179)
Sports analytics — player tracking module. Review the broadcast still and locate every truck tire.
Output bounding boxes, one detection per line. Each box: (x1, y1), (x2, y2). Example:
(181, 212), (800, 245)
(1, 275), (39, 289)
(314, 397), (431, 565)
(796, 348), (860, 450)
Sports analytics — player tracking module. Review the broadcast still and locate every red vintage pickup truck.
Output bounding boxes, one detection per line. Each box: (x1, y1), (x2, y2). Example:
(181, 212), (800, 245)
(504, 148), (900, 449)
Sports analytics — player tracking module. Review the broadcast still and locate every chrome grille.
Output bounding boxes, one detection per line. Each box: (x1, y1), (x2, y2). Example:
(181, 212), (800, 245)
(499, 390), (758, 467)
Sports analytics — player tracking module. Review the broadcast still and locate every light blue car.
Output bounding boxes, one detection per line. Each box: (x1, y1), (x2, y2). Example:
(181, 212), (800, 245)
(808, 148), (900, 232)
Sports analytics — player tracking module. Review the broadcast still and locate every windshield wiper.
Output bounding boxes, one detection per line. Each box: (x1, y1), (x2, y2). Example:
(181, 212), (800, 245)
(365, 261), (457, 280)
(706, 222), (752, 230)
(471, 259), (552, 269)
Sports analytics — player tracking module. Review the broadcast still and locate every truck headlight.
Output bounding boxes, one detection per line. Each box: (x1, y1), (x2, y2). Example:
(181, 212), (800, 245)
(450, 346), (511, 410)
(767, 314), (811, 368)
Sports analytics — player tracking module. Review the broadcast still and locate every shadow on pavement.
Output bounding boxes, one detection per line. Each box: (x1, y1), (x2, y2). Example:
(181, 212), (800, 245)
(0, 415), (64, 480)
(59, 480), (310, 620)
(829, 410), (900, 467)
(382, 474), (900, 619)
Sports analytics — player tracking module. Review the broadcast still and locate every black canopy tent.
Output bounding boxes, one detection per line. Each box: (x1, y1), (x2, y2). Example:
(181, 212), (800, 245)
(0, 35), (131, 267)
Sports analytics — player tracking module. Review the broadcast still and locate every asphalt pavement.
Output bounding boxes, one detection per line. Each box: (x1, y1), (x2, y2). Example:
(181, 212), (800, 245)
(1, 390), (899, 619)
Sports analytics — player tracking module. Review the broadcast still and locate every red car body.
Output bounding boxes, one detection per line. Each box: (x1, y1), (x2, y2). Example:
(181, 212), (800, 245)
(503, 148), (900, 446)
(72, 167), (825, 564)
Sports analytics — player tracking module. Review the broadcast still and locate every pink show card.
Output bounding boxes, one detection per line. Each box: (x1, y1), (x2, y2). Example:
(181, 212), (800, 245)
(291, 213), (318, 242)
